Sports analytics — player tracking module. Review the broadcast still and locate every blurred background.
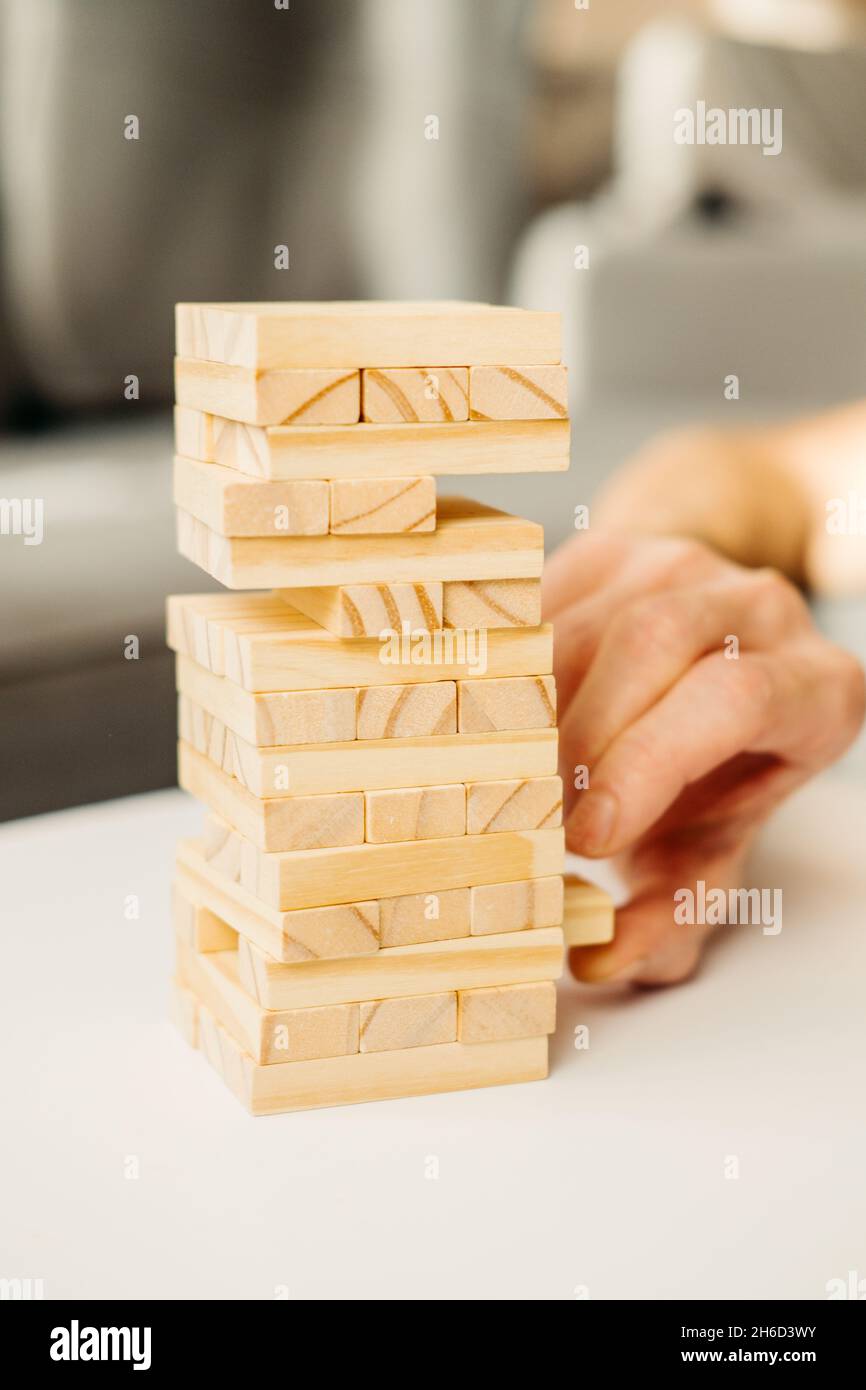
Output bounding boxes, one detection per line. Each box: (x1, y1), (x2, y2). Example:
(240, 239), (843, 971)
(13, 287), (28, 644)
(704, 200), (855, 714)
(2, 0), (866, 820)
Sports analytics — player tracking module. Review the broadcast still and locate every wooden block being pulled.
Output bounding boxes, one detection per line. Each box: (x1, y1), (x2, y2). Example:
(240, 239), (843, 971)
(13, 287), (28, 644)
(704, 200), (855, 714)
(174, 359), (360, 426)
(175, 301), (560, 370)
(471, 876), (564, 936)
(563, 873), (615, 947)
(281, 582), (442, 638)
(378, 889), (471, 948)
(458, 675), (556, 733)
(365, 785), (466, 843)
(174, 456), (328, 536)
(443, 579), (541, 630)
(169, 978), (199, 1048)
(466, 776), (563, 834)
(356, 682), (456, 739)
(361, 367), (469, 423)
(174, 407), (569, 480)
(176, 653), (356, 746)
(360, 993), (457, 1053)
(196, 999), (549, 1115)
(469, 365), (568, 421)
(457, 981), (556, 1043)
(329, 477), (436, 534)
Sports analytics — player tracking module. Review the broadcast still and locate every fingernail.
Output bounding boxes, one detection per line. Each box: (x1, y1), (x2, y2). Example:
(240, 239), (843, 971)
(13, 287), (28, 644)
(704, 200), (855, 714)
(566, 788), (618, 854)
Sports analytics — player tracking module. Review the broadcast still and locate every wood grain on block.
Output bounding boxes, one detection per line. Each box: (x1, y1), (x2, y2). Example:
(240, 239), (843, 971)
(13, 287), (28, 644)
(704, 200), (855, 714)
(458, 675), (556, 733)
(362, 367), (469, 423)
(178, 740), (364, 853)
(176, 839), (380, 963)
(174, 408), (569, 479)
(172, 877), (236, 952)
(176, 653), (356, 746)
(457, 981), (556, 1043)
(443, 579), (541, 630)
(356, 682), (456, 739)
(360, 993), (457, 1052)
(282, 582), (443, 639)
(466, 776), (563, 834)
(471, 876), (564, 936)
(378, 888), (471, 948)
(177, 497), (543, 590)
(166, 592), (553, 693)
(169, 978), (199, 1048)
(469, 365), (568, 421)
(174, 359), (360, 426)
(563, 873), (615, 947)
(174, 456), (328, 537)
(329, 477), (436, 534)
(365, 784), (466, 843)
(175, 301), (560, 370)
(236, 924), (564, 1011)
(195, 998), (549, 1115)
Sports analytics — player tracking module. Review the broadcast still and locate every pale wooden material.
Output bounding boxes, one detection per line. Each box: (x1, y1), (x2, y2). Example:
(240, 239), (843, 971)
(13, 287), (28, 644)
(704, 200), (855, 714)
(172, 878), (236, 952)
(176, 653), (356, 747)
(361, 367), (469, 423)
(562, 873), (616, 947)
(329, 477), (436, 535)
(175, 301), (560, 370)
(469, 365), (568, 421)
(169, 978), (199, 1048)
(443, 579), (541, 630)
(359, 993), (457, 1053)
(457, 981), (556, 1043)
(177, 496), (543, 589)
(458, 675), (556, 733)
(378, 889), (471, 948)
(281, 582), (442, 638)
(196, 999), (549, 1115)
(174, 359), (360, 426)
(174, 407), (569, 480)
(356, 682), (456, 739)
(174, 456), (329, 536)
(466, 776), (563, 834)
(237, 925), (565, 1010)
(364, 785), (466, 843)
(166, 592), (553, 692)
(471, 876), (564, 936)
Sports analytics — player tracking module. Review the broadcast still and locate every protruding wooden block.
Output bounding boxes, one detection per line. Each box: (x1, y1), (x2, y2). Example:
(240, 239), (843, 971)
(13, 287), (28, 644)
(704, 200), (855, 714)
(329, 477), (436, 534)
(443, 579), (542, 630)
(174, 456), (329, 536)
(563, 873), (615, 947)
(378, 888), (471, 948)
(169, 978), (199, 1048)
(281, 582), (443, 638)
(174, 359), (360, 426)
(359, 993), (457, 1053)
(176, 653), (356, 747)
(458, 675), (556, 733)
(471, 876), (564, 936)
(361, 367), (469, 423)
(172, 878), (237, 952)
(469, 365), (568, 420)
(457, 981), (556, 1043)
(466, 776), (563, 835)
(365, 785), (466, 843)
(356, 682), (456, 739)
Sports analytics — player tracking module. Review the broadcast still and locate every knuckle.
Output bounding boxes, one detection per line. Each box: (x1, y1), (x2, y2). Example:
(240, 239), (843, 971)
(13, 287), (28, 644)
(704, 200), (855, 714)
(745, 567), (808, 630)
(833, 647), (866, 736)
(621, 593), (689, 656)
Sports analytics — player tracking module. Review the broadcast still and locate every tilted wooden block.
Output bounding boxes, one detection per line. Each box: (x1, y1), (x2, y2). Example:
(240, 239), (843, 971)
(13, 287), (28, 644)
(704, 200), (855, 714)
(169, 978), (200, 1048)
(364, 785), (466, 843)
(378, 888), (471, 948)
(466, 776), (563, 835)
(562, 873), (616, 947)
(176, 653), (356, 747)
(471, 876), (564, 936)
(167, 592), (553, 693)
(177, 496), (543, 590)
(443, 579), (542, 630)
(174, 456), (329, 536)
(457, 981), (556, 1043)
(469, 365), (568, 421)
(195, 998), (549, 1115)
(329, 477), (436, 535)
(458, 675), (556, 733)
(175, 301), (560, 370)
(174, 407), (569, 480)
(356, 682), (456, 739)
(172, 878), (237, 952)
(361, 367), (469, 423)
(174, 359), (360, 426)
(360, 993), (457, 1052)
(281, 582), (442, 638)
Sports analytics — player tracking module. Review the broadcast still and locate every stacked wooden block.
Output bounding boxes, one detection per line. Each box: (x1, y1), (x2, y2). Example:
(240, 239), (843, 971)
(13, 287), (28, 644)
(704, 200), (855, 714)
(168, 302), (612, 1115)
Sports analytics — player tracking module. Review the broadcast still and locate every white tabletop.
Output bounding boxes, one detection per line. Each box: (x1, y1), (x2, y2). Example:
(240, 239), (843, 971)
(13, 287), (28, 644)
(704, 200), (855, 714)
(1, 772), (863, 1301)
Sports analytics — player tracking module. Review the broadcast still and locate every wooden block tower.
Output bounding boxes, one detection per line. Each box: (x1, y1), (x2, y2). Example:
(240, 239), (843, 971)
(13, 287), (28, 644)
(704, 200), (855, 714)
(168, 301), (613, 1114)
